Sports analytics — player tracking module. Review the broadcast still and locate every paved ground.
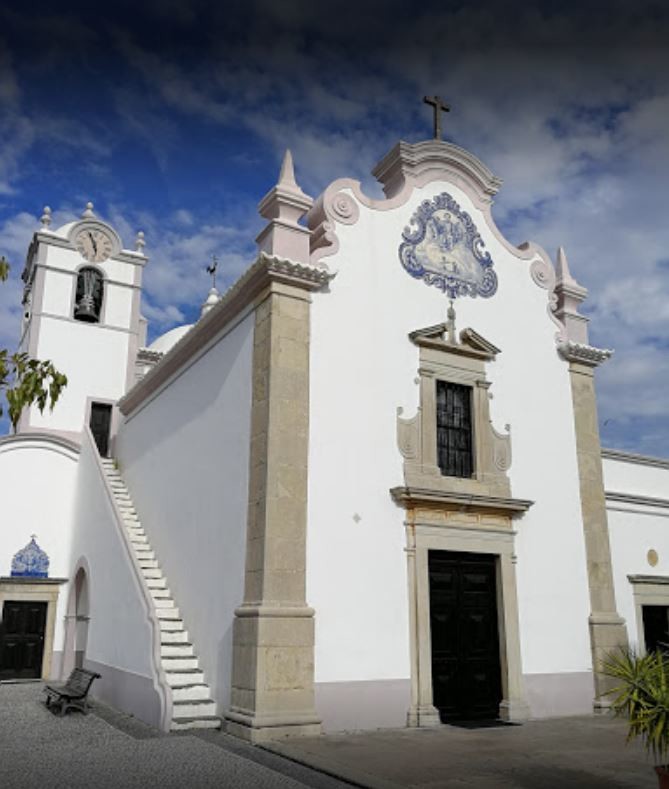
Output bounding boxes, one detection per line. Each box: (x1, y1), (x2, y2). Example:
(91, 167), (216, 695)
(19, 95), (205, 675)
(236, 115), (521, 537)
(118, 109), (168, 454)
(0, 682), (349, 789)
(0, 683), (658, 789)
(264, 717), (657, 789)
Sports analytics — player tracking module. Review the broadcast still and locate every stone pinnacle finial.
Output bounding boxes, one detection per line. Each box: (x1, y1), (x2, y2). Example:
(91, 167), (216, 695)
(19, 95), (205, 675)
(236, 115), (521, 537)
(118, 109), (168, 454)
(554, 247), (589, 345)
(135, 231), (145, 253)
(278, 149), (298, 188)
(40, 206), (52, 228)
(555, 246), (578, 287)
(82, 201), (95, 218)
(256, 149), (313, 263)
(446, 299), (457, 343)
(200, 287), (221, 319)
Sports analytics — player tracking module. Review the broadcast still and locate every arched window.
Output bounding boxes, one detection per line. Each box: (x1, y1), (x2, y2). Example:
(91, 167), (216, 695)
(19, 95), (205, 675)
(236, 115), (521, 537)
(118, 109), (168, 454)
(74, 266), (104, 323)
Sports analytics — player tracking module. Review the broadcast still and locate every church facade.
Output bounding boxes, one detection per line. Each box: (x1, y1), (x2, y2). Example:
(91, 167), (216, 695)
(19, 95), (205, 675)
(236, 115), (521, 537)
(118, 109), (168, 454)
(1, 136), (668, 741)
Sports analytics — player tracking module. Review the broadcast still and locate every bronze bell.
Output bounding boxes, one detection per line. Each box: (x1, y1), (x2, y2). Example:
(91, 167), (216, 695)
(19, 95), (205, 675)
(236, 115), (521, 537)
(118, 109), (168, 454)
(74, 294), (99, 322)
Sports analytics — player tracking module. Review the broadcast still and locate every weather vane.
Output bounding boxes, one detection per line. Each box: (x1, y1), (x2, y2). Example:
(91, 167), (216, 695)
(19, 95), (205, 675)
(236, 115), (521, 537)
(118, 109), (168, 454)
(206, 255), (218, 289)
(423, 95), (451, 140)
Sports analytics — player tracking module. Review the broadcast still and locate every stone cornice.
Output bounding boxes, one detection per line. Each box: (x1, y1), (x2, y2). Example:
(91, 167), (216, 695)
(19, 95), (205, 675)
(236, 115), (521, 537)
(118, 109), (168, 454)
(558, 341), (613, 367)
(372, 140), (503, 201)
(390, 486), (533, 516)
(119, 253), (334, 417)
(602, 447), (669, 470)
(628, 574), (669, 585)
(605, 491), (669, 510)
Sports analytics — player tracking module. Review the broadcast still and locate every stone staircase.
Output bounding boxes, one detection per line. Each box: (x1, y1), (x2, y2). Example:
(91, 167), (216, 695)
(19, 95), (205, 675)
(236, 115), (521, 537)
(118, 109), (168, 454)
(100, 458), (220, 731)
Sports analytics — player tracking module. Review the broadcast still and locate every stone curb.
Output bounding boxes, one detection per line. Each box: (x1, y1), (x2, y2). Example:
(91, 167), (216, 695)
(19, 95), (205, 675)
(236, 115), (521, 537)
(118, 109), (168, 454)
(260, 742), (404, 789)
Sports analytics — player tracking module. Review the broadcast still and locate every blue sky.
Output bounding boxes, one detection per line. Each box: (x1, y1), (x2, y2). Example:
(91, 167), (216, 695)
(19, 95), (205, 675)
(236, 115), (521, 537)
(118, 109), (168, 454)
(0, 0), (668, 456)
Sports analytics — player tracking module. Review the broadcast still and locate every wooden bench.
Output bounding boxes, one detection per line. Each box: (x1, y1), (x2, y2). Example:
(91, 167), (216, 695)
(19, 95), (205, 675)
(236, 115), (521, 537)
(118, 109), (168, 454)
(45, 668), (101, 716)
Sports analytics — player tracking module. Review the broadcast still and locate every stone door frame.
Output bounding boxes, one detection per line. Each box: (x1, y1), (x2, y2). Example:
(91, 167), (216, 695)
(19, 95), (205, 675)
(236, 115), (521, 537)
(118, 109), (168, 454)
(406, 516), (528, 726)
(0, 577), (67, 680)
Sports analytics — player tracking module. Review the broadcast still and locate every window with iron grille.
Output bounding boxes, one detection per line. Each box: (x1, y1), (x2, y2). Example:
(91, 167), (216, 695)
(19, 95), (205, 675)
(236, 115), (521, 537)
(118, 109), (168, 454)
(436, 380), (473, 477)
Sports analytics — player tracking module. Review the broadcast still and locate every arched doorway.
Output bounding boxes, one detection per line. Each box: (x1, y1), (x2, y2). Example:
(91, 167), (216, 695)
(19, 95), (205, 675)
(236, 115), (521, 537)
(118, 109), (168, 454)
(62, 564), (90, 677)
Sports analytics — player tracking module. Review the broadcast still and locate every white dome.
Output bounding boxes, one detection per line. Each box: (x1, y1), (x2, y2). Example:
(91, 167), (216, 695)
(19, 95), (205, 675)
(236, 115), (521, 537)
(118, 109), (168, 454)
(148, 324), (193, 354)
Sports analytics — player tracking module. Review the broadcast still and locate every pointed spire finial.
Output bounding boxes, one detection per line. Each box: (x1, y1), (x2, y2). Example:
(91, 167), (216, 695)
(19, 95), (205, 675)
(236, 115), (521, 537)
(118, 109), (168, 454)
(446, 299), (457, 343)
(278, 149), (298, 188)
(555, 246), (577, 286)
(256, 149), (313, 263)
(40, 206), (52, 228)
(82, 201), (95, 218)
(200, 286), (221, 319)
(135, 231), (145, 253)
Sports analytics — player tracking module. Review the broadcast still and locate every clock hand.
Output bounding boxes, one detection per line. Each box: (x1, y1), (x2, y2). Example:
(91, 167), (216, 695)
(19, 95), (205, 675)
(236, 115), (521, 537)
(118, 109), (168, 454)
(89, 232), (97, 255)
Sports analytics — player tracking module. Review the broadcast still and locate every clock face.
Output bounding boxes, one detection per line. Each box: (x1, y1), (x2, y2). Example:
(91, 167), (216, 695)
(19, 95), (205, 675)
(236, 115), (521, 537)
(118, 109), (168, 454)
(75, 228), (114, 263)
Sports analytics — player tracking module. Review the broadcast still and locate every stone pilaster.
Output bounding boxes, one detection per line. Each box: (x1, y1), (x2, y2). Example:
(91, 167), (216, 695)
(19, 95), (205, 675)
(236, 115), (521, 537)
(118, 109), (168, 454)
(563, 345), (628, 708)
(225, 268), (326, 742)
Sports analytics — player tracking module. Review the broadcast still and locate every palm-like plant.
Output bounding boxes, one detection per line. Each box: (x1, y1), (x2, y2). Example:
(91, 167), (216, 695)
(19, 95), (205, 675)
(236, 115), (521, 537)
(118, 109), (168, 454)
(601, 648), (669, 766)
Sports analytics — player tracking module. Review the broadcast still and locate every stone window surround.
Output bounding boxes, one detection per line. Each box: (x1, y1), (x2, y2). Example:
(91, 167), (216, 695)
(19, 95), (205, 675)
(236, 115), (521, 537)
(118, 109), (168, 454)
(397, 326), (512, 499)
(628, 575), (669, 654)
(0, 576), (67, 680)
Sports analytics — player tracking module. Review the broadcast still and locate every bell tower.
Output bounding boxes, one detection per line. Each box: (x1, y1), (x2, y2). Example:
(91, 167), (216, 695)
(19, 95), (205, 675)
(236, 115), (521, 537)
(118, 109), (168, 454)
(17, 203), (148, 446)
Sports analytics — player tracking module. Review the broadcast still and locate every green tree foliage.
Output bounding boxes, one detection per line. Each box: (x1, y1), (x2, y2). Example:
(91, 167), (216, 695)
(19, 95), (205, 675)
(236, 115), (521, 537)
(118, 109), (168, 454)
(0, 256), (68, 430)
(602, 647), (669, 764)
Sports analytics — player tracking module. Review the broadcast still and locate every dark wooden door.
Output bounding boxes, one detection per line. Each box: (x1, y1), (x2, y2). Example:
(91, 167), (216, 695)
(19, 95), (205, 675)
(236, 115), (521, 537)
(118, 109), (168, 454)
(0, 601), (48, 680)
(429, 550), (502, 721)
(642, 605), (669, 652)
(90, 402), (112, 457)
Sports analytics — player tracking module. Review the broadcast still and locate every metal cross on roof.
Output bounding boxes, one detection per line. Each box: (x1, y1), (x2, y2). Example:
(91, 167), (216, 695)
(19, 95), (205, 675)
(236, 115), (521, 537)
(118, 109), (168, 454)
(423, 95), (451, 141)
(206, 255), (218, 289)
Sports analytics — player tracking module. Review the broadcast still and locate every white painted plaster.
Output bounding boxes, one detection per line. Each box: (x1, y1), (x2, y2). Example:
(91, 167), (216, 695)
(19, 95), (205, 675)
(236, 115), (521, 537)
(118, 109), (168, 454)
(28, 317), (129, 433)
(603, 454), (669, 500)
(0, 436), (78, 653)
(69, 431), (158, 682)
(307, 178), (593, 685)
(605, 456), (669, 649)
(115, 312), (254, 710)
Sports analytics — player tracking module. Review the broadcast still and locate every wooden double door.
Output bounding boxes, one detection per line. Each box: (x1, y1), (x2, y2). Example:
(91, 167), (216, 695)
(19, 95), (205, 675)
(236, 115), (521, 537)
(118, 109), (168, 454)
(0, 601), (48, 680)
(429, 550), (502, 721)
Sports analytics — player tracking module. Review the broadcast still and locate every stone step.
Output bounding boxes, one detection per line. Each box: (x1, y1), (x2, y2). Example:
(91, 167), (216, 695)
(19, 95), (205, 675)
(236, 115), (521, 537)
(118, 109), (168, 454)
(161, 643), (194, 658)
(156, 607), (180, 620)
(170, 716), (221, 731)
(171, 683), (211, 702)
(145, 576), (167, 589)
(162, 656), (199, 671)
(172, 700), (217, 719)
(123, 514), (140, 524)
(152, 597), (175, 609)
(161, 629), (189, 644)
(150, 587), (172, 600)
(158, 617), (184, 631)
(133, 547), (155, 559)
(138, 559), (159, 570)
(141, 568), (162, 579)
(165, 669), (204, 687)
(128, 533), (148, 545)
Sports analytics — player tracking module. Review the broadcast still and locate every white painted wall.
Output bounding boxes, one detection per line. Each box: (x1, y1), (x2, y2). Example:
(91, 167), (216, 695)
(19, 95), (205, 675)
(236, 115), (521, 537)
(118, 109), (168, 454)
(307, 179), (593, 686)
(29, 316), (129, 433)
(69, 429), (163, 725)
(115, 312), (254, 710)
(604, 455), (669, 649)
(0, 435), (79, 658)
